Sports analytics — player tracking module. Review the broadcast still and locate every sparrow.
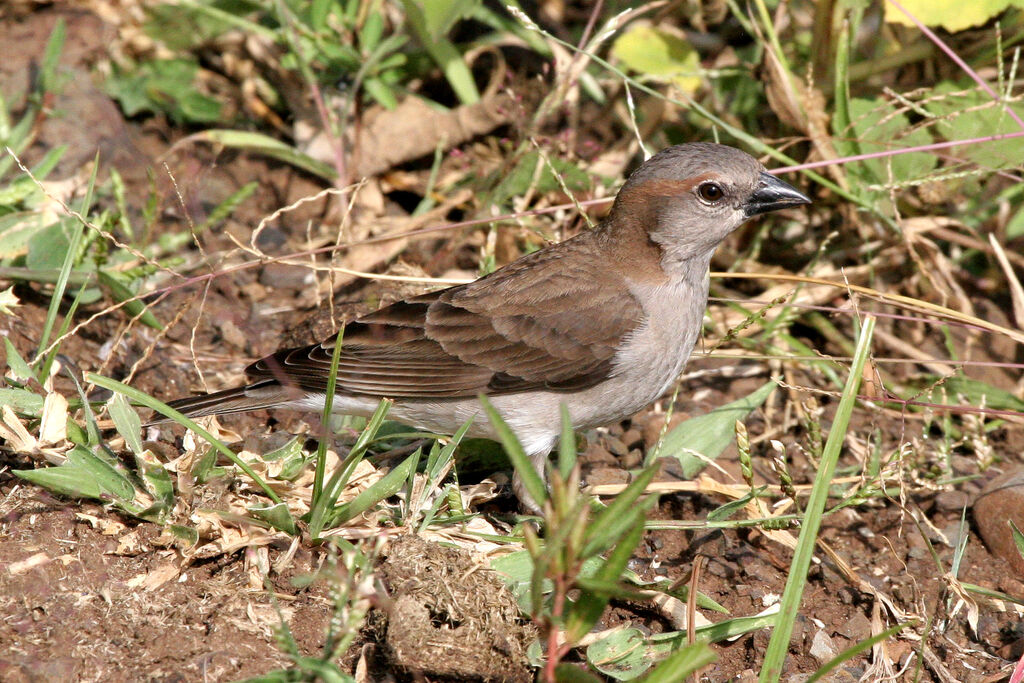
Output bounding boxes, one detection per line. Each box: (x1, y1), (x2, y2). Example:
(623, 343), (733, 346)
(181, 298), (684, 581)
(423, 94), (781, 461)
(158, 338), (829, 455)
(160, 143), (810, 510)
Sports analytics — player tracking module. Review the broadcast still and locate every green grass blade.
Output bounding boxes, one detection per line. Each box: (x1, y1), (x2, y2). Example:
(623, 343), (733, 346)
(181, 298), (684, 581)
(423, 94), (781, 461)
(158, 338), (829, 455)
(313, 330), (345, 505)
(557, 402), (575, 480)
(640, 642), (717, 683)
(86, 373), (283, 504)
(330, 448), (422, 526)
(759, 315), (875, 682)
(479, 394), (547, 508)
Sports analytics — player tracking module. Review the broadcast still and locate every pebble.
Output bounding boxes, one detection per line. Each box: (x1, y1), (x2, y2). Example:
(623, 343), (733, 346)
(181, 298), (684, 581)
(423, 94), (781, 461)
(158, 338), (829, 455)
(620, 448), (643, 469)
(259, 263), (315, 289)
(642, 413), (689, 449)
(933, 490), (969, 513)
(972, 466), (1024, 574)
(604, 436), (629, 457)
(809, 630), (838, 665)
(621, 428), (644, 449)
(836, 612), (872, 641)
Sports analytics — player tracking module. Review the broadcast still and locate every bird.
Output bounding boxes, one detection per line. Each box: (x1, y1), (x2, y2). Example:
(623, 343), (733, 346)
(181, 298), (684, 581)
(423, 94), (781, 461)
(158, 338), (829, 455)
(158, 143), (810, 511)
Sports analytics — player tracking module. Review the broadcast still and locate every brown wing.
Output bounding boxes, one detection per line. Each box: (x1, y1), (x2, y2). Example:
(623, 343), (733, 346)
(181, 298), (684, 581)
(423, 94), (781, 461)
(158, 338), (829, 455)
(245, 235), (644, 398)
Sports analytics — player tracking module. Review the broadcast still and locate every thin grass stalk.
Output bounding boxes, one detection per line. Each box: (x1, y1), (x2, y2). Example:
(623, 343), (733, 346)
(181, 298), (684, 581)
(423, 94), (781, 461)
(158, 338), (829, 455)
(759, 315), (876, 681)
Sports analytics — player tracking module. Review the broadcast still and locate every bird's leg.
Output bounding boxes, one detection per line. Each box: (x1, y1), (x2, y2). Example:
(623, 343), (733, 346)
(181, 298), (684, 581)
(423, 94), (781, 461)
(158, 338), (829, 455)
(511, 450), (551, 515)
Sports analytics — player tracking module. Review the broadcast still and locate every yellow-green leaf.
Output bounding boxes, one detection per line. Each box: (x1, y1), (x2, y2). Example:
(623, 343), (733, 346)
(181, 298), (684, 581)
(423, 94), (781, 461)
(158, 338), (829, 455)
(611, 24), (702, 95)
(884, 0), (1024, 33)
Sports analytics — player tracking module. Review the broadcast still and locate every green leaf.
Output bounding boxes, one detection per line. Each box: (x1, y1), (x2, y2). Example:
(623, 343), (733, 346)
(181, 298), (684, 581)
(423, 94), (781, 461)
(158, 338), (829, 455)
(640, 641), (717, 682)
(132, 449), (175, 520)
(188, 129), (337, 180)
(490, 151), (591, 207)
(262, 436), (304, 462)
(923, 81), (1024, 170)
(107, 393), (144, 456)
(611, 24), (702, 94)
(330, 448), (422, 525)
(1010, 520), (1024, 562)
(399, 0), (480, 104)
(17, 445), (135, 502)
(25, 220), (72, 271)
(566, 511), (647, 642)
(911, 374), (1024, 412)
(407, 0), (481, 39)
(65, 446), (137, 501)
(3, 337), (33, 381)
(659, 382), (775, 478)
(587, 628), (652, 680)
(842, 97), (937, 186)
(480, 394), (547, 508)
(0, 388), (45, 416)
(552, 663), (603, 683)
(249, 502), (298, 535)
(16, 464), (105, 499)
(97, 270), (163, 330)
(884, 0), (1024, 32)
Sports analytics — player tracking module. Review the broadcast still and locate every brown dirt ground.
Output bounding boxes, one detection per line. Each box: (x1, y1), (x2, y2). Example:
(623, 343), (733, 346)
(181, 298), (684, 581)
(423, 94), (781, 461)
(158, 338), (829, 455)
(2, 7), (1023, 683)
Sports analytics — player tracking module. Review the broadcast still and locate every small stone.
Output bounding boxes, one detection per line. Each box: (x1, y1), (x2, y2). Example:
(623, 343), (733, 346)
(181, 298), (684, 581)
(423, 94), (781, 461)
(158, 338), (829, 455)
(581, 443), (616, 466)
(216, 319), (248, 350)
(620, 448), (643, 469)
(642, 413), (689, 449)
(604, 436), (629, 457)
(836, 612), (872, 641)
(972, 467), (1024, 574)
(254, 225), (287, 250)
(585, 466), (628, 487)
(933, 490), (969, 513)
(621, 429), (643, 449)
(259, 262), (315, 290)
(809, 630), (838, 665)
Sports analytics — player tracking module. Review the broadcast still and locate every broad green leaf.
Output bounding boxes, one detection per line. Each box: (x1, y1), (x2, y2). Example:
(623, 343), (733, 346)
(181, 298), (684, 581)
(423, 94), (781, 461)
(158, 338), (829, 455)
(0, 387), (45, 416)
(249, 502), (298, 535)
(924, 81), (1024, 170)
(189, 130), (337, 180)
(65, 446), (136, 501)
(25, 220), (72, 271)
(611, 24), (702, 95)
(330, 448), (421, 525)
(262, 436), (304, 462)
(16, 464), (104, 499)
(552, 664), (603, 683)
(0, 213), (46, 259)
(3, 337), (32, 380)
(490, 151), (591, 208)
(841, 98), (937, 186)
(884, 0), (1024, 32)
(587, 630), (717, 682)
(640, 641), (717, 682)
(587, 628), (652, 680)
(133, 449), (175, 520)
(1011, 520), (1024, 562)
(17, 445), (135, 502)
(659, 382), (775, 478)
(406, 0), (481, 40)
(107, 393), (144, 456)
(911, 374), (1024, 412)
(97, 270), (163, 330)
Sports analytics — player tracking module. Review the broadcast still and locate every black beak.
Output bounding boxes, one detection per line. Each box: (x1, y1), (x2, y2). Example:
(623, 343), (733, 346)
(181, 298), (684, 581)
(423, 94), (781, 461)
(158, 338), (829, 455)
(744, 172), (811, 217)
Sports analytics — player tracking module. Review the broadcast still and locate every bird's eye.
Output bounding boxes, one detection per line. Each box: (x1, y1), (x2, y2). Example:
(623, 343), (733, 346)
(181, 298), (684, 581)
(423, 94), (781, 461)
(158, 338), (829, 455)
(697, 182), (725, 203)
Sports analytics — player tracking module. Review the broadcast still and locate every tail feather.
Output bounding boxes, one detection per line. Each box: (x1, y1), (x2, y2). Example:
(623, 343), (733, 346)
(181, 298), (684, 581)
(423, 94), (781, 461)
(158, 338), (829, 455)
(147, 380), (293, 425)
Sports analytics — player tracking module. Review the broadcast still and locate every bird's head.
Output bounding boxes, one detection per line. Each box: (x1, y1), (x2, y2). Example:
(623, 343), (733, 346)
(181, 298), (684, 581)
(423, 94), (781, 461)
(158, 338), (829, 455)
(612, 143), (811, 271)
